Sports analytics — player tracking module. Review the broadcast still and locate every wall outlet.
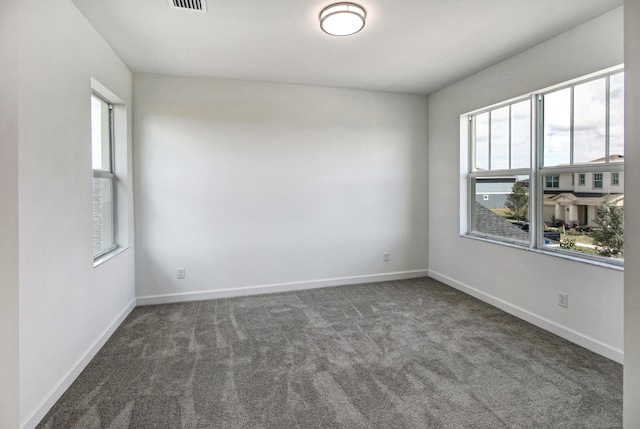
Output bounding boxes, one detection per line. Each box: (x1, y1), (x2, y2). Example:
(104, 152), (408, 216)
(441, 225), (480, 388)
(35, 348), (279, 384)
(558, 292), (568, 308)
(177, 268), (186, 279)
(383, 252), (390, 262)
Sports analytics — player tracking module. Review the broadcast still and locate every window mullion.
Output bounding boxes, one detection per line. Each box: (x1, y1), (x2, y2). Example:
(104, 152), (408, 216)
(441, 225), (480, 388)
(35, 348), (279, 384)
(488, 111), (492, 171)
(569, 86), (574, 166)
(605, 75), (611, 164)
(93, 170), (114, 179)
(508, 104), (512, 170)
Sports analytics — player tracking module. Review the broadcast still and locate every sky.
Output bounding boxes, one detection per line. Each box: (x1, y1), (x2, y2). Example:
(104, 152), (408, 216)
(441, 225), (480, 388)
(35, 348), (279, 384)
(91, 95), (110, 171)
(474, 72), (624, 171)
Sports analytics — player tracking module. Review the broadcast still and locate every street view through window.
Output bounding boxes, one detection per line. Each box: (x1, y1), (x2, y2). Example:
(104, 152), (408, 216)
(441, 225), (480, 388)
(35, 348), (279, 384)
(468, 69), (624, 264)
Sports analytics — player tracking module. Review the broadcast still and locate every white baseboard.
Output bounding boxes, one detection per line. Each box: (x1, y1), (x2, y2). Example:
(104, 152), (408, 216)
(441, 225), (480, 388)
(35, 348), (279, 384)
(136, 270), (429, 306)
(22, 298), (136, 429)
(428, 270), (623, 364)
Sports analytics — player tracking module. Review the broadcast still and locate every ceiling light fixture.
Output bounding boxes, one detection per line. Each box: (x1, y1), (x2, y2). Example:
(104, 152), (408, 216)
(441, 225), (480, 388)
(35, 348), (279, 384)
(319, 3), (366, 36)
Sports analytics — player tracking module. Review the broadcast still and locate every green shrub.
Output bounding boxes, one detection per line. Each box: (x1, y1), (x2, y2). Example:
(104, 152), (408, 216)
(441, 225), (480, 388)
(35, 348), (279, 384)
(560, 239), (576, 250)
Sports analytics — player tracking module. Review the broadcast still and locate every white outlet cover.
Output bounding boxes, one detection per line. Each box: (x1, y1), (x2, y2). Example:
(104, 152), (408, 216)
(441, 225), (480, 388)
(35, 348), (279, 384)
(558, 293), (568, 308)
(177, 268), (186, 279)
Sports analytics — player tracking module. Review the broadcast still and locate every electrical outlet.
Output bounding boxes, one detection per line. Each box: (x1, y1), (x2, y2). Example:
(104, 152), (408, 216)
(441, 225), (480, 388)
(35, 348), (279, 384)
(558, 292), (568, 308)
(383, 252), (390, 262)
(177, 268), (186, 279)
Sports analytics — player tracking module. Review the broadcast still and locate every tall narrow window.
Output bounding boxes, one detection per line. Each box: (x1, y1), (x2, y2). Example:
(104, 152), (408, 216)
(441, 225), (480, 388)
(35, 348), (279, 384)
(91, 93), (116, 258)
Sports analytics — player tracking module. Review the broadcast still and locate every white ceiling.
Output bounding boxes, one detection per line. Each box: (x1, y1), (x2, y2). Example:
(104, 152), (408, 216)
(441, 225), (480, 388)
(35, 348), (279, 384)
(70, 0), (622, 95)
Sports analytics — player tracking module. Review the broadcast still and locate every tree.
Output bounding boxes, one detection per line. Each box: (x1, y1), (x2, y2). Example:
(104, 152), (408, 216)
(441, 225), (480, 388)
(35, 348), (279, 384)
(592, 195), (624, 257)
(505, 181), (529, 221)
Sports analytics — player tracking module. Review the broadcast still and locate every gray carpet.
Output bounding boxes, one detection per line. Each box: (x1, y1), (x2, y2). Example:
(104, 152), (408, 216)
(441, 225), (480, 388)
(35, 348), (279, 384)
(37, 278), (622, 428)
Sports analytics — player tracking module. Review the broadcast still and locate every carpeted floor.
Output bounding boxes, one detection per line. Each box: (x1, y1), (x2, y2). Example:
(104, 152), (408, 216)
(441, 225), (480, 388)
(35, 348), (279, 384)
(37, 278), (622, 428)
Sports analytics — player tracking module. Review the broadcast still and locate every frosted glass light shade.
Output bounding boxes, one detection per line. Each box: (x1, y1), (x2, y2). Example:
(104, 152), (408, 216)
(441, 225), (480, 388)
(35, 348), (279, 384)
(320, 3), (366, 36)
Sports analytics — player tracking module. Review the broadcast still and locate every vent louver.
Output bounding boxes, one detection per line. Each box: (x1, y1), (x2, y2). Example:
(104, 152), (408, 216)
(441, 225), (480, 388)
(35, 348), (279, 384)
(169, 0), (207, 12)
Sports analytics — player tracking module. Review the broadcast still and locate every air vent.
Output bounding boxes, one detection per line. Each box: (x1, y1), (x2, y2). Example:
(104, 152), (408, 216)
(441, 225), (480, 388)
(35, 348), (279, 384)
(169, 0), (207, 12)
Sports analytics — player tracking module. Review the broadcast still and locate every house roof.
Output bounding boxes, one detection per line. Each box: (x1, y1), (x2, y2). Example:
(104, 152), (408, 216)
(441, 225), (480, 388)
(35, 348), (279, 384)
(473, 203), (529, 241)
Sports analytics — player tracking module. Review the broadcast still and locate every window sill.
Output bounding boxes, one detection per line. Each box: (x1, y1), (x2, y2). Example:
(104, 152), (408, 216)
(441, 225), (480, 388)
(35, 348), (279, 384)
(462, 233), (624, 272)
(93, 246), (128, 268)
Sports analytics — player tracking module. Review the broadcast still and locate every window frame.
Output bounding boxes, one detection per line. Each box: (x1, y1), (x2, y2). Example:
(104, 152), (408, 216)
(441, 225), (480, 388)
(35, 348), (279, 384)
(545, 175), (559, 188)
(612, 172), (620, 186)
(92, 91), (118, 260)
(465, 66), (624, 268)
(593, 173), (604, 189)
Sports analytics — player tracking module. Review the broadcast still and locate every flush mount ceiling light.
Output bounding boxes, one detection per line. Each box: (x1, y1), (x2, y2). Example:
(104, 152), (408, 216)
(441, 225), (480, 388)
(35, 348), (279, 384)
(320, 3), (366, 36)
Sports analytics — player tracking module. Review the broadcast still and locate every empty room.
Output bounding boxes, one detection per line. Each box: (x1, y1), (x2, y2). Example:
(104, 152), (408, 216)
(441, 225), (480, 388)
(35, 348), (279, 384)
(2, 0), (640, 428)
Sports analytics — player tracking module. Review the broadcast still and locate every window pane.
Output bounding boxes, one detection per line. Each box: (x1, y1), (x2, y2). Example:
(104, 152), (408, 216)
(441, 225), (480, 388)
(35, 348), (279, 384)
(93, 177), (115, 255)
(490, 106), (509, 170)
(545, 175), (560, 188)
(91, 95), (111, 171)
(593, 173), (603, 189)
(573, 78), (606, 164)
(474, 112), (489, 170)
(472, 176), (529, 243)
(542, 171), (623, 260)
(609, 73), (624, 161)
(511, 100), (530, 169)
(543, 88), (571, 166)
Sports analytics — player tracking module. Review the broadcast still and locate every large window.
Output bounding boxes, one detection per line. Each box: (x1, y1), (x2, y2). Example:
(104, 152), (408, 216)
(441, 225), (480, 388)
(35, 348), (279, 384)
(92, 93), (116, 258)
(467, 68), (624, 265)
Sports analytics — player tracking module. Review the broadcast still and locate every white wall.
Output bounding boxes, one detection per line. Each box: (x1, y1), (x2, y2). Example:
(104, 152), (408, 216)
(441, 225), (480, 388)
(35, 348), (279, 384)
(624, 0), (640, 425)
(0, 1), (20, 427)
(428, 8), (624, 361)
(17, 1), (136, 427)
(134, 74), (429, 303)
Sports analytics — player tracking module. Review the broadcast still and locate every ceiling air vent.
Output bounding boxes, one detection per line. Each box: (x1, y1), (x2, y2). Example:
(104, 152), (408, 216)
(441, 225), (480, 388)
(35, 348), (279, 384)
(169, 0), (207, 12)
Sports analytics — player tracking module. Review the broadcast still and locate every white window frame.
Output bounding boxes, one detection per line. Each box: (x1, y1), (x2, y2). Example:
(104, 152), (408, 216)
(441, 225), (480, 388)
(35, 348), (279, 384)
(545, 175), (559, 188)
(465, 66), (624, 268)
(612, 172), (620, 186)
(593, 173), (604, 189)
(92, 91), (117, 260)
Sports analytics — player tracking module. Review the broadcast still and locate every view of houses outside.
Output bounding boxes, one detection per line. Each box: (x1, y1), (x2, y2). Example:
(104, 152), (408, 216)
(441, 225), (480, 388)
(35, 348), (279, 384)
(469, 70), (624, 261)
(475, 159), (624, 258)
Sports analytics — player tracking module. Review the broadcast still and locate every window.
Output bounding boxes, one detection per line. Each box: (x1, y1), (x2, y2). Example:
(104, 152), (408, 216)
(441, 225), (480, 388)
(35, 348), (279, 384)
(545, 175), (559, 188)
(593, 173), (603, 189)
(466, 68), (624, 265)
(469, 99), (531, 243)
(92, 93), (116, 258)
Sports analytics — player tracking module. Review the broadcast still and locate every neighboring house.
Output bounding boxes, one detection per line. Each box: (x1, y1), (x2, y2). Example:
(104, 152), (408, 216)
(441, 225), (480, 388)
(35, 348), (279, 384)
(475, 177), (517, 209)
(543, 155), (624, 227)
(476, 156), (624, 227)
